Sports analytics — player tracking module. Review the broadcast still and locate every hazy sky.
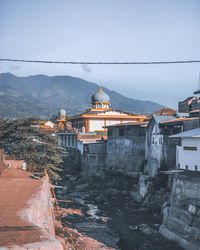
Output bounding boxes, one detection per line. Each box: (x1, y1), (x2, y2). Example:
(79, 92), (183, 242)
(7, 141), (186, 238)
(0, 0), (200, 108)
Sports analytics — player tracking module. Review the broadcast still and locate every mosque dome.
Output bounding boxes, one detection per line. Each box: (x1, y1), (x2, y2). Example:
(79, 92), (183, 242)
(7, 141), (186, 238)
(59, 107), (66, 116)
(91, 87), (110, 104)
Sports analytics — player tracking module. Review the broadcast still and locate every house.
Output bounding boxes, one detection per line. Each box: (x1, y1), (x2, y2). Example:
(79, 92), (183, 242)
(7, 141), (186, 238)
(155, 107), (177, 116)
(106, 121), (148, 172)
(178, 96), (197, 113)
(146, 115), (200, 177)
(171, 128), (200, 171)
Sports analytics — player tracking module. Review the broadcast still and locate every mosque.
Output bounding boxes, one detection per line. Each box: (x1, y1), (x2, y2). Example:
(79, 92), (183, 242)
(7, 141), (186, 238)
(68, 86), (146, 133)
(56, 86), (147, 147)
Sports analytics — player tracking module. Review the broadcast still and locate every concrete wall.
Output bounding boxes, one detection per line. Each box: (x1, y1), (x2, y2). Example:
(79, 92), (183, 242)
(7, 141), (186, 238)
(82, 141), (107, 176)
(145, 119), (163, 176)
(176, 138), (200, 171)
(160, 172), (200, 250)
(20, 176), (63, 250)
(106, 125), (146, 172)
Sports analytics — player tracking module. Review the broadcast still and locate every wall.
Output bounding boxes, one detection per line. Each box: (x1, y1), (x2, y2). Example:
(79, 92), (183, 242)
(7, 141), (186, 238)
(106, 125), (146, 172)
(160, 172), (200, 250)
(20, 176), (63, 250)
(145, 119), (163, 177)
(176, 138), (200, 171)
(82, 141), (107, 176)
(90, 119), (104, 132)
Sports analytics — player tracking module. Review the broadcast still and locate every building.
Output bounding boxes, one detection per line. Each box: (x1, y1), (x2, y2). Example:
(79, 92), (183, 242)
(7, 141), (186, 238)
(145, 115), (177, 176)
(69, 87), (147, 133)
(178, 96), (196, 113)
(171, 128), (200, 171)
(106, 121), (147, 172)
(146, 115), (200, 177)
(155, 107), (177, 116)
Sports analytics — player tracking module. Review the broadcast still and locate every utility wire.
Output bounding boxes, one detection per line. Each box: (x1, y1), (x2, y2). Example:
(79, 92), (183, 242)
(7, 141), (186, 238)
(0, 58), (200, 65)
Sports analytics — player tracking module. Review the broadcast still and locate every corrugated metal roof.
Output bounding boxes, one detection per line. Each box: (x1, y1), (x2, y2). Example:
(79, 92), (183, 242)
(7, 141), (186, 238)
(153, 115), (176, 123)
(160, 117), (199, 125)
(105, 121), (148, 128)
(170, 128), (200, 138)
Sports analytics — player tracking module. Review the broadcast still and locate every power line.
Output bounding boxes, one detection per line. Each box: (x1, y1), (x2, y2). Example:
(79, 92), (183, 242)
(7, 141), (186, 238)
(0, 58), (200, 65)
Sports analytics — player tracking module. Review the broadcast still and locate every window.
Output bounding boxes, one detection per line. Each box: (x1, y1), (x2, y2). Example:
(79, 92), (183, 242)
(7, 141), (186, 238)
(183, 146), (197, 151)
(152, 137), (154, 144)
(178, 163), (180, 169)
(119, 128), (124, 136)
(195, 165), (198, 171)
(185, 165), (189, 170)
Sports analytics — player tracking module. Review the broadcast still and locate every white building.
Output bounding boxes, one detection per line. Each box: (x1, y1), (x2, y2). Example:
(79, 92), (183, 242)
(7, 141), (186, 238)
(171, 128), (200, 171)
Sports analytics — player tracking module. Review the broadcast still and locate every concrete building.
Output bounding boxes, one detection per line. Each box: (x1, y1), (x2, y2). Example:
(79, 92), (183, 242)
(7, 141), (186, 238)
(106, 122), (147, 172)
(145, 115), (177, 176)
(146, 115), (200, 177)
(178, 96), (196, 113)
(171, 128), (200, 171)
(69, 87), (147, 133)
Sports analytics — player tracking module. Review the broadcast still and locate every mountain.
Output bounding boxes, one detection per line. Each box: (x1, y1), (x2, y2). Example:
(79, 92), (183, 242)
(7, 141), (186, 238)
(0, 73), (164, 119)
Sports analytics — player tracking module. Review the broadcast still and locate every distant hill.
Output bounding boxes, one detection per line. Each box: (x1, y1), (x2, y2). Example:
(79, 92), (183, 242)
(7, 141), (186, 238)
(0, 73), (164, 119)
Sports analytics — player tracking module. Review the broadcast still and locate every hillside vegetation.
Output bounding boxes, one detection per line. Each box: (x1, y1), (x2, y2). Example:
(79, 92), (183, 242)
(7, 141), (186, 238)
(0, 73), (163, 119)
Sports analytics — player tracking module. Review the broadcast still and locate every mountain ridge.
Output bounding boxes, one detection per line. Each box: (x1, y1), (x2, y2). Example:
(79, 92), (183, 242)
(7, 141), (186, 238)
(0, 73), (164, 119)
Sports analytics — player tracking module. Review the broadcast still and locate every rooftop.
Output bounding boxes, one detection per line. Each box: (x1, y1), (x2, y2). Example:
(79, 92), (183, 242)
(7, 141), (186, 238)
(160, 117), (199, 125)
(105, 121), (148, 128)
(170, 127), (200, 138)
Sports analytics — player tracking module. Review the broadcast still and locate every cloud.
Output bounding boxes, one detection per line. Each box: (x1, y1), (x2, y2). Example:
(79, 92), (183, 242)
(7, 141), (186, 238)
(81, 64), (92, 73)
(9, 65), (20, 70)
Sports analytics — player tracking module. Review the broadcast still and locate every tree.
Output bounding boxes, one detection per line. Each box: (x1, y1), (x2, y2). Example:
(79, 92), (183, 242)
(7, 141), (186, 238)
(0, 118), (68, 181)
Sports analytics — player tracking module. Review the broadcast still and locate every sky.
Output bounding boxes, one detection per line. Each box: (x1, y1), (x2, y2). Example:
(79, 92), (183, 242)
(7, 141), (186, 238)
(0, 0), (200, 108)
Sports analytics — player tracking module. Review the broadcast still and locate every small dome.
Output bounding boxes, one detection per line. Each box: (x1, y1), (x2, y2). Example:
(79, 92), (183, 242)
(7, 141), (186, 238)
(59, 107), (66, 116)
(91, 88), (110, 103)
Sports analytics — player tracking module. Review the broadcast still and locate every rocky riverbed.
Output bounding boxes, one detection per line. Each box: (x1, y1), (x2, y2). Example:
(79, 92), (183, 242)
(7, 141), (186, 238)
(55, 173), (183, 250)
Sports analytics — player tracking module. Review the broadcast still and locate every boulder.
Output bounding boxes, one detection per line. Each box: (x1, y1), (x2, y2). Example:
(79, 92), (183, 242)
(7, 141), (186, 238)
(138, 224), (157, 235)
(95, 193), (106, 203)
(76, 184), (89, 191)
(130, 191), (143, 203)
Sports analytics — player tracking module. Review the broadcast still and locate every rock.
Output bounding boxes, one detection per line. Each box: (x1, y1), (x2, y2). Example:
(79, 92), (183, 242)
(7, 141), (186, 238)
(138, 224), (157, 235)
(188, 204), (197, 215)
(95, 194), (106, 203)
(76, 184), (89, 191)
(130, 191), (143, 203)
(129, 225), (138, 230)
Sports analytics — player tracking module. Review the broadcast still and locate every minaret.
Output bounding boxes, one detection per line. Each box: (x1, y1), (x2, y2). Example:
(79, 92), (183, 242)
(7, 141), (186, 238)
(57, 106), (67, 130)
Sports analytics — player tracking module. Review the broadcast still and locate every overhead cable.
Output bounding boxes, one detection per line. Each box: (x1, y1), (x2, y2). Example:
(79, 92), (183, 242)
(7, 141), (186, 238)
(0, 58), (200, 65)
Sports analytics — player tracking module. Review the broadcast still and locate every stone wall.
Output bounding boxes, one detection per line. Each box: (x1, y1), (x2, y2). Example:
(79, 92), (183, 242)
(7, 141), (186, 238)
(106, 125), (146, 172)
(160, 172), (200, 250)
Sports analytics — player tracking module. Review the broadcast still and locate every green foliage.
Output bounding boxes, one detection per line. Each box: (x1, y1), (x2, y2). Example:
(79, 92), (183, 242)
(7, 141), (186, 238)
(0, 118), (68, 181)
(0, 73), (163, 119)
